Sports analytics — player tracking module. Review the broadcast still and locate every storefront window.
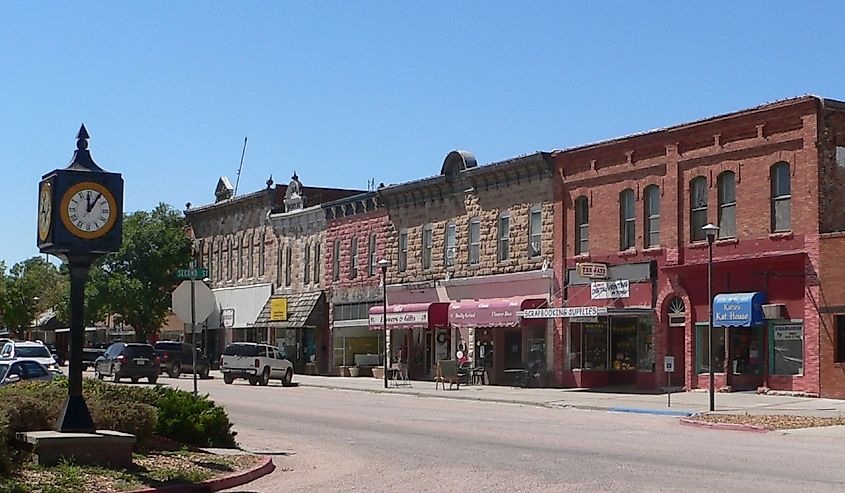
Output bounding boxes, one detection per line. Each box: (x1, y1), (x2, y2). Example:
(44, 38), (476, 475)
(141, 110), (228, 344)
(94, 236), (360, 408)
(637, 316), (655, 371)
(583, 323), (608, 370)
(730, 327), (763, 375)
(611, 318), (637, 371)
(527, 326), (546, 371)
(770, 323), (803, 375)
(696, 323), (725, 373)
(570, 324), (583, 369)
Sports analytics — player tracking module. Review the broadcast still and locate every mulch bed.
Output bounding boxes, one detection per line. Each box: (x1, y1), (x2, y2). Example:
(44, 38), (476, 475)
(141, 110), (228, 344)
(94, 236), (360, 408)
(687, 414), (845, 430)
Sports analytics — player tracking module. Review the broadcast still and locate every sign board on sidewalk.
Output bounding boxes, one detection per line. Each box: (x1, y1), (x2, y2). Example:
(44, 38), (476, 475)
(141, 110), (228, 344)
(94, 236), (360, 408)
(591, 280), (630, 300)
(519, 306), (608, 319)
(171, 280), (216, 325)
(664, 356), (675, 373)
(577, 262), (608, 279)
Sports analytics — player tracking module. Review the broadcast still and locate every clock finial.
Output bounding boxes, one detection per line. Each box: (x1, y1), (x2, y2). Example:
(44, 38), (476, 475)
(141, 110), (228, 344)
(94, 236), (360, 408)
(67, 124), (103, 171)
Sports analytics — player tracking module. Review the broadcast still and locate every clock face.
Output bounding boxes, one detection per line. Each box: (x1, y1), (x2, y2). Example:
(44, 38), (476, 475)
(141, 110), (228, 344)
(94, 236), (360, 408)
(38, 181), (52, 242)
(59, 181), (118, 240)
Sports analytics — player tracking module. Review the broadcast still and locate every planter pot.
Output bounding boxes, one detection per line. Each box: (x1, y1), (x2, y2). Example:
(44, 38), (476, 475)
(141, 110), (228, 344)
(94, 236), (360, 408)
(348, 367), (360, 377)
(372, 366), (385, 380)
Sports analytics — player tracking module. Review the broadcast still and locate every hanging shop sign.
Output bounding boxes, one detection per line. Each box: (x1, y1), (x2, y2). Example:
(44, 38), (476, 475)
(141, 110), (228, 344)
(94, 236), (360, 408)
(220, 308), (236, 328)
(270, 298), (288, 321)
(577, 262), (608, 279)
(519, 306), (608, 319)
(590, 280), (630, 300)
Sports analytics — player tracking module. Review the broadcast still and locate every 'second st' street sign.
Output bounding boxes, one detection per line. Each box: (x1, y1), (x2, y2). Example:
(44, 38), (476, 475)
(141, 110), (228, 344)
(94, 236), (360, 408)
(577, 262), (608, 279)
(519, 306), (608, 319)
(176, 267), (208, 279)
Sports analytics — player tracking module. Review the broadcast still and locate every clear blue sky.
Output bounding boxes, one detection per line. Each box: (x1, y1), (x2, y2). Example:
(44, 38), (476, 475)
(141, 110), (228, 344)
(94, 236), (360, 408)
(2, 1), (843, 266)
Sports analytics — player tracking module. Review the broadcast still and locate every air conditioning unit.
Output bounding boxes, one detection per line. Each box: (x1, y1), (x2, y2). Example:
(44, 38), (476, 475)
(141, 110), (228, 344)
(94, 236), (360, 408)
(762, 304), (785, 320)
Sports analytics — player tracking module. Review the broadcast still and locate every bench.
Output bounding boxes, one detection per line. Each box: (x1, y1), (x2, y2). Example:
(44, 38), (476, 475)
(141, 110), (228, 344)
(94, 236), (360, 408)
(434, 360), (461, 390)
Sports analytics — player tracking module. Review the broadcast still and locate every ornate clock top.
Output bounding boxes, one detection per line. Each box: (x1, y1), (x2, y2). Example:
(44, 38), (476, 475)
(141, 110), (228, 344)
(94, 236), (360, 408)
(67, 123), (103, 172)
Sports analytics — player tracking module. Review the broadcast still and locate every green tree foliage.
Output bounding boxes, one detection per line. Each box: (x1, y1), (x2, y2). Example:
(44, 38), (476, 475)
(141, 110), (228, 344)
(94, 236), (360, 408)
(0, 257), (66, 334)
(88, 203), (192, 340)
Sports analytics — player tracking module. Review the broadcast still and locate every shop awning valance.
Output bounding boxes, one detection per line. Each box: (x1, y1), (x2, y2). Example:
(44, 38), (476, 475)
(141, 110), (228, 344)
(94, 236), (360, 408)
(448, 297), (548, 329)
(712, 292), (766, 328)
(253, 291), (325, 329)
(368, 303), (449, 330)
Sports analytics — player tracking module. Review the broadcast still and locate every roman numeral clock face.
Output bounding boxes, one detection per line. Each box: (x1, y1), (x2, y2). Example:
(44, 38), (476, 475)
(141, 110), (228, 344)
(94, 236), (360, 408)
(59, 182), (117, 240)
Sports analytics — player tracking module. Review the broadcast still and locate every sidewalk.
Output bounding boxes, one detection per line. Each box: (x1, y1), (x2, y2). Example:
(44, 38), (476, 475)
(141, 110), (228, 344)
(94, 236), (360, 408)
(294, 374), (845, 418)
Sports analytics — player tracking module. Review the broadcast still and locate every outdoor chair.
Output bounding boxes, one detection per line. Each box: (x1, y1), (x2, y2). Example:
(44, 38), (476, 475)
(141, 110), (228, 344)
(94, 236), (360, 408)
(434, 360), (461, 390)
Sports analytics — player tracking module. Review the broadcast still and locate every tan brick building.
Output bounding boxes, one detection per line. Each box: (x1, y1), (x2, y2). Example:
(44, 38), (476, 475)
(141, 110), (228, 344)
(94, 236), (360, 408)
(374, 151), (556, 384)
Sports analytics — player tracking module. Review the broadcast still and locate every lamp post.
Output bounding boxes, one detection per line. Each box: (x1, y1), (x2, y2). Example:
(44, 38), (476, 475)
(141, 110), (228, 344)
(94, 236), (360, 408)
(703, 223), (719, 411)
(378, 258), (390, 389)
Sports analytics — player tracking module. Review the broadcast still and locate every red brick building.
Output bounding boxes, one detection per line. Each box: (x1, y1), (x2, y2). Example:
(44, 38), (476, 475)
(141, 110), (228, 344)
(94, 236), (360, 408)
(551, 96), (845, 397)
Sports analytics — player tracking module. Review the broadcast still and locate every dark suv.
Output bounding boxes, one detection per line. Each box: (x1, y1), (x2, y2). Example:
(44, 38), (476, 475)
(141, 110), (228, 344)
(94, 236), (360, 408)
(154, 341), (211, 379)
(94, 343), (160, 384)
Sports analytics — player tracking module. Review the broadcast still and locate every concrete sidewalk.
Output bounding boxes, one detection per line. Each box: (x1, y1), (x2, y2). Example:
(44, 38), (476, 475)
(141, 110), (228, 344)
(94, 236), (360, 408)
(294, 374), (845, 418)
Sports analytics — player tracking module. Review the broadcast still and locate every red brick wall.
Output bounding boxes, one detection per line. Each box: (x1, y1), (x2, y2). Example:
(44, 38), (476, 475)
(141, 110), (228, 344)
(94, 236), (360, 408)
(819, 234), (845, 398)
(324, 210), (390, 290)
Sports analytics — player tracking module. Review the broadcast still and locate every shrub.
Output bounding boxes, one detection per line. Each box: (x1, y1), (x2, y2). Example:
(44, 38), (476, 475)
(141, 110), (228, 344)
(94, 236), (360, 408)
(153, 388), (237, 448)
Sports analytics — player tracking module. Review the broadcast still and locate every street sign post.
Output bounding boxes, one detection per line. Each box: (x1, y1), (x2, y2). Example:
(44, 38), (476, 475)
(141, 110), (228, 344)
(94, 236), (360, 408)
(664, 356), (675, 407)
(172, 261), (215, 396)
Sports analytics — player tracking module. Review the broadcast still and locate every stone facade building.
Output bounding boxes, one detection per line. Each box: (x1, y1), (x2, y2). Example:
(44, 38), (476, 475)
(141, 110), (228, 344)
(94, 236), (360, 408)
(551, 95), (845, 398)
(322, 192), (388, 375)
(372, 151), (556, 384)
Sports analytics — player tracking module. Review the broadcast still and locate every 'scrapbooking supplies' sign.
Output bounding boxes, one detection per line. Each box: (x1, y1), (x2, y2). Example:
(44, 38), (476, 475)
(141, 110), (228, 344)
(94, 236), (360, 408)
(520, 306), (608, 319)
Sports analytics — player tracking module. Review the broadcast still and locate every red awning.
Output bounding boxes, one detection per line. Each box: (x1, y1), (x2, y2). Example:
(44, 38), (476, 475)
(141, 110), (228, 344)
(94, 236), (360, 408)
(368, 303), (449, 330)
(448, 297), (548, 329)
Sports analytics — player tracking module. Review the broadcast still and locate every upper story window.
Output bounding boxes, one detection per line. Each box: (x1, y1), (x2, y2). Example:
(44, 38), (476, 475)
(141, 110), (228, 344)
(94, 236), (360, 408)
(237, 239), (243, 279)
(498, 211), (510, 262)
(247, 234), (253, 278)
(422, 224), (433, 270)
(332, 239), (341, 281)
(304, 242), (312, 284)
(227, 238), (233, 280)
(350, 237), (359, 279)
(313, 243), (321, 285)
(575, 196), (589, 255)
(468, 217), (481, 265)
(771, 162), (791, 232)
(259, 232), (266, 277)
(690, 176), (708, 242)
(644, 185), (660, 248)
(206, 241), (213, 281)
(529, 207), (542, 257)
(217, 240), (223, 282)
(368, 233), (377, 276)
(398, 229), (408, 272)
(718, 171), (736, 239)
(276, 239), (282, 286)
(444, 223), (456, 268)
(619, 190), (635, 250)
(285, 245), (292, 287)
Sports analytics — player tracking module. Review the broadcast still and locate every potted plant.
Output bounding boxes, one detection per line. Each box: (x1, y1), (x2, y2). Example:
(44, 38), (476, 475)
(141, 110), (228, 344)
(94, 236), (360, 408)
(372, 366), (384, 380)
(348, 366), (360, 377)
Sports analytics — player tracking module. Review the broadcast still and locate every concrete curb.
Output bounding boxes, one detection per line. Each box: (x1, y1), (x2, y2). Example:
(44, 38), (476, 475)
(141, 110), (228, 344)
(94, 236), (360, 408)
(126, 455), (275, 493)
(609, 407), (695, 417)
(679, 418), (769, 433)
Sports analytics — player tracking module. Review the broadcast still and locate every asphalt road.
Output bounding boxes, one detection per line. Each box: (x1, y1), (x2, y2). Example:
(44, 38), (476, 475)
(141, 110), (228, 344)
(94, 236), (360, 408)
(156, 374), (845, 493)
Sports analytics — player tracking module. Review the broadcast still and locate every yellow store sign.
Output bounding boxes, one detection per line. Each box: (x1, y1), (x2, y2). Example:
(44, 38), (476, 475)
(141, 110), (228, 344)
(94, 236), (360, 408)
(270, 298), (288, 321)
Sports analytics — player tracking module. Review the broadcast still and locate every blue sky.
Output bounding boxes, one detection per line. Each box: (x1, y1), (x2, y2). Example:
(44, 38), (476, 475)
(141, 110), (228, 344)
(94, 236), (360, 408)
(2, 1), (844, 266)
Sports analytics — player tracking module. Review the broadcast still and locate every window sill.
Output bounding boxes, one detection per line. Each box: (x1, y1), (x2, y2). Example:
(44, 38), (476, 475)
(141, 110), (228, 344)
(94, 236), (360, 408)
(573, 253), (591, 260)
(769, 231), (793, 240)
(715, 237), (738, 245)
(688, 241), (708, 249)
(527, 256), (543, 262)
(618, 248), (637, 258)
(642, 246), (663, 254)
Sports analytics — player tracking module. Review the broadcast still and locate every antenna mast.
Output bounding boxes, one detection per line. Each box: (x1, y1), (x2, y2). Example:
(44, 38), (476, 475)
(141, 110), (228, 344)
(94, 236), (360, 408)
(233, 137), (248, 196)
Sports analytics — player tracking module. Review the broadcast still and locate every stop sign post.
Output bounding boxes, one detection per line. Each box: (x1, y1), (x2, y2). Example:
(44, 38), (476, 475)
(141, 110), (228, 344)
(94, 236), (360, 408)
(171, 260), (215, 396)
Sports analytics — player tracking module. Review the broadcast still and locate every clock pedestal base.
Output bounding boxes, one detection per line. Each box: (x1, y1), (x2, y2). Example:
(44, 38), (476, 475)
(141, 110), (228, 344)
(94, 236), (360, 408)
(55, 394), (95, 433)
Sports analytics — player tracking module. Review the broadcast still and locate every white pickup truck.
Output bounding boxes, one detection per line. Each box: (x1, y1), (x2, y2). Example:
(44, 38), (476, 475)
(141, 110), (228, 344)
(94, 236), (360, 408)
(219, 342), (294, 386)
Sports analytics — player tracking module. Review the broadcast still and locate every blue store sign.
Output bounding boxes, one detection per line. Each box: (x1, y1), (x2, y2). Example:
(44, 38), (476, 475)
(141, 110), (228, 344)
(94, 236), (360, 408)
(712, 292), (766, 327)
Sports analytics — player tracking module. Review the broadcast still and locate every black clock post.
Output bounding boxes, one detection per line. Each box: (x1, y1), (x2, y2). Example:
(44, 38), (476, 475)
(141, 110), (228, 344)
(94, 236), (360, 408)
(37, 125), (124, 433)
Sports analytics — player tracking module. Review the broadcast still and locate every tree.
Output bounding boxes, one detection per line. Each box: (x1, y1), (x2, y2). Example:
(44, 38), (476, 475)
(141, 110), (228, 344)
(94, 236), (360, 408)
(0, 257), (66, 335)
(87, 203), (192, 340)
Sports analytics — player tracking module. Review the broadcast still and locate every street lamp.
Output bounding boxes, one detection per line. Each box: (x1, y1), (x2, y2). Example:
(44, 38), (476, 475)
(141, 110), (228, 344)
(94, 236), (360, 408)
(377, 259), (390, 389)
(702, 223), (719, 411)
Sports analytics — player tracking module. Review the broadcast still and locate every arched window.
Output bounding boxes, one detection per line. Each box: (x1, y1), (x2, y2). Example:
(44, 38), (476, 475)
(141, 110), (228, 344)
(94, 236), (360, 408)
(575, 196), (589, 254)
(771, 162), (791, 232)
(644, 185), (660, 248)
(717, 171), (736, 239)
(619, 189), (635, 250)
(690, 176), (708, 241)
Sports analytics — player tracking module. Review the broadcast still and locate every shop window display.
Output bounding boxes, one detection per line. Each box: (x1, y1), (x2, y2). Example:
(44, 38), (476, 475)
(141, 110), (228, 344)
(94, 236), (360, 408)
(611, 318), (637, 370)
(730, 327), (763, 375)
(636, 316), (655, 371)
(770, 323), (803, 375)
(583, 323), (608, 370)
(570, 324), (583, 369)
(696, 323), (725, 373)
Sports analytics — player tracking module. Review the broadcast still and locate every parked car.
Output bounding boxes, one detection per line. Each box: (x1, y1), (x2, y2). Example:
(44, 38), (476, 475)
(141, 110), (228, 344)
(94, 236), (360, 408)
(0, 341), (61, 374)
(153, 341), (211, 379)
(220, 342), (294, 386)
(94, 343), (160, 384)
(45, 343), (66, 366)
(82, 345), (107, 370)
(0, 359), (55, 386)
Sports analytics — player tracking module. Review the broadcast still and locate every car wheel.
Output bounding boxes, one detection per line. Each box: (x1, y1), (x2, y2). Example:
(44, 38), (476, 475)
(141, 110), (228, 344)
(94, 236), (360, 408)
(223, 373), (234, 385)
(199, 364), (210, 379)
(258, 367), (270, 386)
(112, 371), (120, 383)
(282, 368), (293, 387)
(148, 375), (158, 384)
(131, 377), (139, 384)
(95, 368), (104, 380)
(168, 362), (181, 379)
(248, 377), (258, 386)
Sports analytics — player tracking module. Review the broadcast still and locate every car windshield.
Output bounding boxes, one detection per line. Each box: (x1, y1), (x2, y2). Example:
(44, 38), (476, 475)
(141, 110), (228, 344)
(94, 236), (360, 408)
(16, 346), (51, 358)
(0, 364), (8, 381)
(223, 344), (258, 357)
(124, 345), (155, 358)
